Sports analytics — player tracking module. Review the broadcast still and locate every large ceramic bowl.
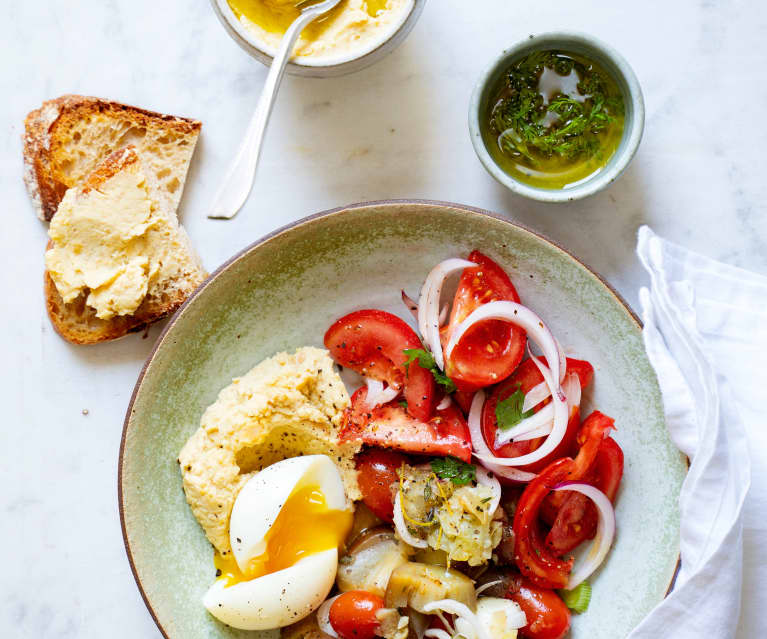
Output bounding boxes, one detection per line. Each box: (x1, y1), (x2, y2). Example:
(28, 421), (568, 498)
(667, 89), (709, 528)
(120, 200), (685, 639)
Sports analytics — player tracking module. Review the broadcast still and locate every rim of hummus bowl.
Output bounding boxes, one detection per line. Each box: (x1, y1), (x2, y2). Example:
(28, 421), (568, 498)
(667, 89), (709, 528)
(212, 0), (419, 69)
(118, 199), (682, 639)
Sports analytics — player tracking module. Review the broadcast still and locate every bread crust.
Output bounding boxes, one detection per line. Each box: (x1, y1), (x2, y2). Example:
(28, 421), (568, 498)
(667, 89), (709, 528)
(23, 94), (201, 221)
(43, 146), (206, 345)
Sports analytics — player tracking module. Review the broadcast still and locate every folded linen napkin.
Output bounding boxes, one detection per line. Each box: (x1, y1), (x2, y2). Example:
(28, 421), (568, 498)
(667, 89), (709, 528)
(630, 226), (763, 638)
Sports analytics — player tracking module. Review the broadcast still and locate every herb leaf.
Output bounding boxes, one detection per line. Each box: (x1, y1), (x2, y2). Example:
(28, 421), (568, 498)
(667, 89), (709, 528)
(403, 348), (457, 394)
(431, 456), (476, 486)
(495, 384), (534, 430)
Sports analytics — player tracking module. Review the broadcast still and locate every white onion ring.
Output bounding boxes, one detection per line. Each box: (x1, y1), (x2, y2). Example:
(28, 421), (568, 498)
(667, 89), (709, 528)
(436, 396), (452, 411)
(475, 351), (568, 467)
(468, 391), (536, 483)
(403, 290), (449, 327)
(499, 373), (582, 446)
(422, 600), (491, 639)
(402, 290), (419, 322)
(317, 595), (341, 638)
(555, 338), (567, 383)
(552, 482), (616, 589)
(445, 301), (564, 401)
(418, 259), (476, 371)
(423, 630), (452, 639)
(474, 579), (504, 596)
(364, 378), (400, 409)
(522, 381), (550, 412)
(475, 466), (502, 516)
(393, 491), (428, 548)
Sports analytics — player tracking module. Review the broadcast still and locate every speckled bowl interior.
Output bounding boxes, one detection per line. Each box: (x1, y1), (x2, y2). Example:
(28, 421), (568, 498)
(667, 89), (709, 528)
(120, 201), (685, 639)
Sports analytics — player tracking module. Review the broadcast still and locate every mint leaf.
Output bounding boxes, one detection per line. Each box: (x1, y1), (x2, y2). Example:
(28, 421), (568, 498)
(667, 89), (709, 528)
(431, 456), (476, 486)
(495, 384), (534, 430)
(403, 348), (457, 394)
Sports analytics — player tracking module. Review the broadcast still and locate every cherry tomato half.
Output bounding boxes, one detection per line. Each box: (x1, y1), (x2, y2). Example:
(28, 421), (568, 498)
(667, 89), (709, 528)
(341, 387), (472, 463)
(355, 448), (407, 522)
(324, 309), (436, 421)
(506, 577), (571, 639)
(329, 591), (384, 639)
(443, 251), (526, 390)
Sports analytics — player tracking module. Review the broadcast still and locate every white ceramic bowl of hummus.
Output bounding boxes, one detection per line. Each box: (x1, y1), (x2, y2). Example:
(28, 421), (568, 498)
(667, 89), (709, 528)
(211, 0), (426, 77)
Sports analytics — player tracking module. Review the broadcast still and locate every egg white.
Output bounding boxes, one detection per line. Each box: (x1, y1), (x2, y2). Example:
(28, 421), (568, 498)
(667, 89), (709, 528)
(229, 454), (348, 572)
(203, 548), (338, 630)
(204, 455), (349, 630)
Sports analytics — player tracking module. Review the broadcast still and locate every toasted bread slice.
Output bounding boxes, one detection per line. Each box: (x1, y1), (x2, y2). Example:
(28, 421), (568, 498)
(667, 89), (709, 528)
(44, 146), (207, 345)
(24, 94), (201, 221)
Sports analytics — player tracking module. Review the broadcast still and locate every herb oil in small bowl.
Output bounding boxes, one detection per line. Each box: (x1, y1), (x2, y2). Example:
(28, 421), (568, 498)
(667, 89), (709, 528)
(469, 33), (644, 203)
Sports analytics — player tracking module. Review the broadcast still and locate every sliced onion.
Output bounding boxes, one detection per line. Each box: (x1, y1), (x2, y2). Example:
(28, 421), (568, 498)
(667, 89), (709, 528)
(552, 482), (616, 589)
(423, 630), (452, 639)
(495, 402), (555, 447)
(317, 595), (340, 638)
(445, 301), (564, 401)
(468, 391), (536, 483)
(402, 290), (419, 322)
(501, 373), (582, 446)
(513, 423), (553, 443)
(475, 352), (568, 467)
(439, 304), (449, 326)
(365, 378), (400, 409)
(436, 396), (453, 411)
(555, 338), (567, 383)
(475, 466), (502, 516)
(393, 491), (428, 549)
(474, 579), (504, 596)
(422, 600), (491, 639)
(522, 381), (550, 412)
(418, 259), (476, 371)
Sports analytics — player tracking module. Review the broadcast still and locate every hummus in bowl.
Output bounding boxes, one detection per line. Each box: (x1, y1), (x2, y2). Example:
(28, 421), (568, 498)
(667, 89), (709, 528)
(211, 0), (425, 76)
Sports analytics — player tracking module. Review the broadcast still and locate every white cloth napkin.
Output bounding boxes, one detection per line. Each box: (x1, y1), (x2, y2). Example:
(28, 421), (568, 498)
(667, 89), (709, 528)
(629, 226), (764, 638)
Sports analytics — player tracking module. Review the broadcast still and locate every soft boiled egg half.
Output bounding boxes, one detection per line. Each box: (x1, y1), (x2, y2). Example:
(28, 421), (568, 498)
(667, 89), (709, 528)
(203, 455), (353, 630)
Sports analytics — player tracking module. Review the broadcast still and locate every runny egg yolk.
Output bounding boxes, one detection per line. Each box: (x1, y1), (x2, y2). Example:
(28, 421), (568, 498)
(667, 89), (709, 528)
(214, 484), (352, 587)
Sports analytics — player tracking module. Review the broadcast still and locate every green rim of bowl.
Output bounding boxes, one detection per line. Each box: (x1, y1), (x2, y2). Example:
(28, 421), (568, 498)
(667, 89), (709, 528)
(468, 31), (645, 202)
(119, 200), (683, 639)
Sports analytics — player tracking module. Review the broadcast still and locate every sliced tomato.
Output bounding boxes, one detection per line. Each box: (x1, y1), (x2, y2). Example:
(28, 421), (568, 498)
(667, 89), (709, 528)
(324, 309), (436, 421)
(340, 387), (472, 462)
(505, 576), (571, 639)
(480, 357), (593, 475)
(544, 436), (624, 554)
(442, 251), (526, 390)
(452, 389), (476, 416)
(512, 411), (615, 588)
(355, 448), (407, 522)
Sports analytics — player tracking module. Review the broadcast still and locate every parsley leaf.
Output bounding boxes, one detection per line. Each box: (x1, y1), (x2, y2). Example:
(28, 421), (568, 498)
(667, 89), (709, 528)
(398, 399), (408, 409)
(495, 384), (534, 430)
(403, 348), (457, 394)
(431, 456), (476, 486)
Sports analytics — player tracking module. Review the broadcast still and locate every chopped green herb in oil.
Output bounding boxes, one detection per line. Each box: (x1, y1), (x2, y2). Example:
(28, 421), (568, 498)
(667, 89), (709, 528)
(483, 50), (625, 189)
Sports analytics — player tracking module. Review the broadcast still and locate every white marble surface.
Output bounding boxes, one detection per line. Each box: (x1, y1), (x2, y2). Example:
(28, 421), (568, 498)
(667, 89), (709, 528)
(1, 0), (765, 637)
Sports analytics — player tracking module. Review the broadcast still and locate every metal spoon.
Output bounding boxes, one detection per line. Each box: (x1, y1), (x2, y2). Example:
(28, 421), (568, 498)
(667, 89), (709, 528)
(208, 0), (342, 220)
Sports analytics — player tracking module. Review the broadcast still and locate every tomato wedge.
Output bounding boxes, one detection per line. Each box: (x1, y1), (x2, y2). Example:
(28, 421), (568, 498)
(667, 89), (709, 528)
(340, 387), (472, 462)
(325, 309), (436, 421)
(512, 411), (615, 588)
(545, 436), (624, 554)
(505, 576), (571, 639)
(481, 357), (594, 474)
(442, 251), (526, 390)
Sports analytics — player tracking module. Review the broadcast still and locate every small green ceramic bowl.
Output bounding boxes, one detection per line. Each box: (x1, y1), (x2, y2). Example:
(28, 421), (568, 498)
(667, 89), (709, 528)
(469, 32), (645, 202)
(120, 201), (684, 639)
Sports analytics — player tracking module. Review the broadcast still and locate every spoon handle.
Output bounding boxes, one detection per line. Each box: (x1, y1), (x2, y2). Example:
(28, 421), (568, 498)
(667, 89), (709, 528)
(208, 12), (317, 220)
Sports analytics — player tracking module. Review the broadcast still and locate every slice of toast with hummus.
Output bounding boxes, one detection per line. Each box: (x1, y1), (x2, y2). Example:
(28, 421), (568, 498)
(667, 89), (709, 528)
(44, 146), (207, 344)
(24, 94), (201, 222)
